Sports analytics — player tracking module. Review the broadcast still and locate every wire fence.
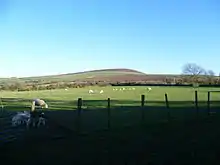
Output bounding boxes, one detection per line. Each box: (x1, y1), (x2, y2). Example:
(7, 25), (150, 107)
(73, 91), (220, 134)
(0, 90), (219, 143)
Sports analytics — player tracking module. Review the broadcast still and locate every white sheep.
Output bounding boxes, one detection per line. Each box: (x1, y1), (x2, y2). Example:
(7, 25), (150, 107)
(147, 87), (152, 91)
(31, 99), (48, 111)
(26, 112), (46, 129)
(89, 89), (94, 94)
(11, 111), (30, 127)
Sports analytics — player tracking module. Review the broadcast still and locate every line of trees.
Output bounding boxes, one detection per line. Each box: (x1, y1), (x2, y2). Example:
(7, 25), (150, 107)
(0, 63), (219, 91)
(181, 63), (219, 85)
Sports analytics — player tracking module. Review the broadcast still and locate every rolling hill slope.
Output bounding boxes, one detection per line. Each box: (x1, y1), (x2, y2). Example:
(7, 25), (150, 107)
(0, 68), (177, 84)
(21, 68), (148, 82)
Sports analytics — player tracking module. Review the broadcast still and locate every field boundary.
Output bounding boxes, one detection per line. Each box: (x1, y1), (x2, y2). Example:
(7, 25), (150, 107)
(1, 90), (218, 137)
(47, 91), (218, 134)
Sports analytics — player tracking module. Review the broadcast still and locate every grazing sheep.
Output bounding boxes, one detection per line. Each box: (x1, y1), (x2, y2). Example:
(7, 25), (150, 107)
(12, 111), (30, 127)
(27, 111), (37, 128)
(31, 99), (48, 111)
(147, 87), (152, 91)
(28, 99), (48, 128)
(11, 109), (46, 128)
(37, 112), (46, 127)
(100, 90), (104, 94)
(89, 89), (94, 94)
(26, 111), (46, 129)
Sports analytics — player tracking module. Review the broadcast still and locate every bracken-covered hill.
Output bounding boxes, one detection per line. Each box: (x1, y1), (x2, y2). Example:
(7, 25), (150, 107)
(0, 68), (178, 84)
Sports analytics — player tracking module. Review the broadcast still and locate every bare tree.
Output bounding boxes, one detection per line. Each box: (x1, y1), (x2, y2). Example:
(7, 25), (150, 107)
(206, 70), (215, 76)
(182, 63), (206, 76)
(205, 70), (215, 84)
(182, 63), (206, 85)
(218, 72), (220, 84)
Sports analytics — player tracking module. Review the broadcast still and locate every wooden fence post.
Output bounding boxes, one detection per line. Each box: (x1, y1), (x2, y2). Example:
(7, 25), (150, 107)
(76, 98), (82, 134)
(0, 97), (4, 112)
(107, 98), (111, 130)
(207, 91), (210, 115)
(165, 93), (170, 121)
(195, 91), (198, 115)
(141, 95), (145, 124)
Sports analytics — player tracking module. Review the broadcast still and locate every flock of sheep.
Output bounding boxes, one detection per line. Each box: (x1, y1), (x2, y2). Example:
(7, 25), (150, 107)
(11, 99), (48, 128)
(10, 87), (152, 129)
(11, 111), (46, 128)
(63, 87), (152, 94)
(88, 89), (104, 94)
(88, 87), (152, 94)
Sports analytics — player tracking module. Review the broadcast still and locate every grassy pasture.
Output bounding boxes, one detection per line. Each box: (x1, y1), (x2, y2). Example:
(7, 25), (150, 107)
(1, 86), (220, 131)
(2, 86), (220, 165)
(1, 86), (219, 108)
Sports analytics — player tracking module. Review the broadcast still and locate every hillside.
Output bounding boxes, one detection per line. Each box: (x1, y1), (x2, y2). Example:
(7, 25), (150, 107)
(0, 68), (178, 84)
(21, 68), (148, 82)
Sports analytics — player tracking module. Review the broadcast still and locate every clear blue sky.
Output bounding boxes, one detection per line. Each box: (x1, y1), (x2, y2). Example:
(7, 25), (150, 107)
(0, 0), (219, 77)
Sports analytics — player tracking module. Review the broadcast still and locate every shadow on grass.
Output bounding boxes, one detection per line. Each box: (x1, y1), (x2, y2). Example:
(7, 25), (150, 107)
(1, 97), (219, 108)
(2, 98), (220, 164)
(2, 98), (220, 132)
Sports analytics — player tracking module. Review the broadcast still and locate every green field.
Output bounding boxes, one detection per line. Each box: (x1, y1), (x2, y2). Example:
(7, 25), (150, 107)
(1, 86), (219, 108)
(1, 86), (220, 131)
(2, 86), (220, 164)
